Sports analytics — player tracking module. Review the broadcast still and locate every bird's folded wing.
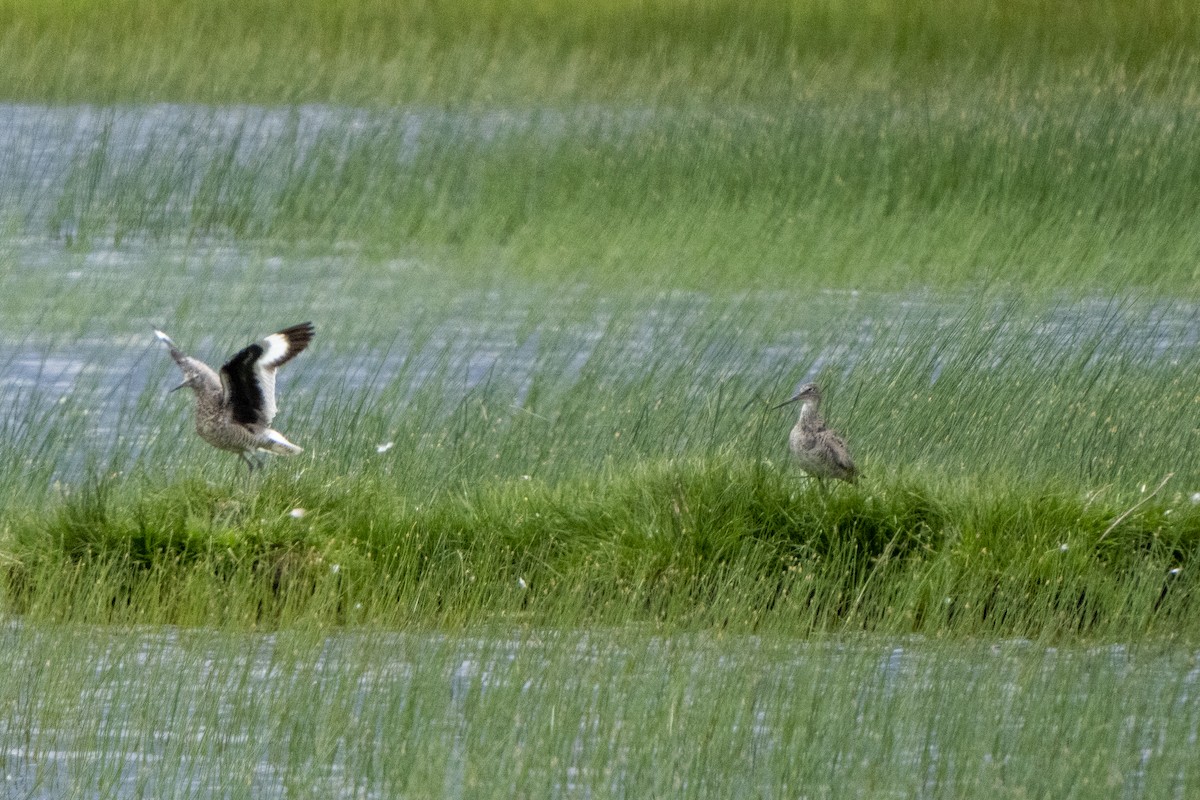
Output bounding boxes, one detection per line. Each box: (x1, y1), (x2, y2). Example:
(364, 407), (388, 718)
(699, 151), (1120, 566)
(821, 434), (856, 474)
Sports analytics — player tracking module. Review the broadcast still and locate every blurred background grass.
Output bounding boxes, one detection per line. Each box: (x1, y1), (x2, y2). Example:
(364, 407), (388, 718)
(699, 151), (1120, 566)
(1, 0), (1197, 104)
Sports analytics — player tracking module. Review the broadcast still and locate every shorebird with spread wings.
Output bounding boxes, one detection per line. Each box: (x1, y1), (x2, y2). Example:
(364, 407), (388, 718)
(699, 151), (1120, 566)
(154, 322), (315, 471)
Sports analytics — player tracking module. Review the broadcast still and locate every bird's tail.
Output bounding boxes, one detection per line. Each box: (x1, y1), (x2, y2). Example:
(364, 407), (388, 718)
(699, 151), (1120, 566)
(259, 429), (304, 456)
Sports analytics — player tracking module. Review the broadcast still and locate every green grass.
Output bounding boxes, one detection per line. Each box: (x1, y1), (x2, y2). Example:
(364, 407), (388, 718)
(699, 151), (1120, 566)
(1, 3), (1199, 794)
(0, 3), (1197, 290)
(8, 461), (1198, 638)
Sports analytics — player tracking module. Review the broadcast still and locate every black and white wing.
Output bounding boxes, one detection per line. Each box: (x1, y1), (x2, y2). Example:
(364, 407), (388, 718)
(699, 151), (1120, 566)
(220, 322), (315, 431)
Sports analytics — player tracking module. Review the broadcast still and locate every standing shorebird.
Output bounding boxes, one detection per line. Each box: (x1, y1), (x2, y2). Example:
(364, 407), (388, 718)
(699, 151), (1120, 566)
(154, 322), (315, 471)
(773, 382), (858, 485)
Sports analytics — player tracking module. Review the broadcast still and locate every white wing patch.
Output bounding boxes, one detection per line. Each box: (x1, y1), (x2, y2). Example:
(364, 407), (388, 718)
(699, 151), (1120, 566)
(252, 333), (294, 423)
(259, 331), (296, 369)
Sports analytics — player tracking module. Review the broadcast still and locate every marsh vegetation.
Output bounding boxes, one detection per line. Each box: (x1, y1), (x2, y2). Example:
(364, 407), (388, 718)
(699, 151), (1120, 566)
(0, 0), (1198, 795)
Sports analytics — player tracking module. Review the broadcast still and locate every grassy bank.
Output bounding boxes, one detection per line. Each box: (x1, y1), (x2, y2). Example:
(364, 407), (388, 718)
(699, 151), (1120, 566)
(6, 459), (1198, 638)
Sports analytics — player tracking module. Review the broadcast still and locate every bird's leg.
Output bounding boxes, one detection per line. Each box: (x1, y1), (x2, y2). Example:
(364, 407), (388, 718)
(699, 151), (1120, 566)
(240, 452), (258, 473)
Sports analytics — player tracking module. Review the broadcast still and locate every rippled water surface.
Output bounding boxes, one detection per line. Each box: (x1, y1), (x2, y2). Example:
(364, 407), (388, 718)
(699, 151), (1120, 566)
(1, 622), (1197, 798)
(3, 233), (1198, 478)
(0, 105), (1195, 486)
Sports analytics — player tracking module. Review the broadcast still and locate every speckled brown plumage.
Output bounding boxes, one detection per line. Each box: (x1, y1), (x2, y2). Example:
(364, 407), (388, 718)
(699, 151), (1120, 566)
(773, 382), (858, 484)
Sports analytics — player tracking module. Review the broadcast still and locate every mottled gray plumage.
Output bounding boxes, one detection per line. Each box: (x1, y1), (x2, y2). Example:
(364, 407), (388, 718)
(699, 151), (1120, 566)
(154, 323), (315, 471)
(773, 382), (858, 484)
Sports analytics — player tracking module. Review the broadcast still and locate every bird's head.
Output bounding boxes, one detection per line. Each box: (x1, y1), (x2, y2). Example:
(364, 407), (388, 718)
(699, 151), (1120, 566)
(772, 382), (822, 410)
(169, 369), (201, 393)
(166, 358), (216, 395)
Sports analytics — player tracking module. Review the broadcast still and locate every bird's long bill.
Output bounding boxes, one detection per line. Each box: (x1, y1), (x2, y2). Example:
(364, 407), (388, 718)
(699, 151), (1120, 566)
(169, 380), (188, 393)
(771, 394), (802, 410)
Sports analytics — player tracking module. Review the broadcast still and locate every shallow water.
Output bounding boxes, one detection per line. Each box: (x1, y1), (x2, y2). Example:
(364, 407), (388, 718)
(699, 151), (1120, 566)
(0, 622), (1196, 798)
(2, 237), (1197, 476)
(0, 104), (1197, 480)
(0, 103), (657, 238)
(9, 247), (1200, 455)
(1, 101), (1196, 406)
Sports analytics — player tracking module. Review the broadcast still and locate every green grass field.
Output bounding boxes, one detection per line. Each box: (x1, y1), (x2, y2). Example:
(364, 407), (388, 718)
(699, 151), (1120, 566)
(1, 0), (1196, 103)
(7, 91), (1200, 291)
(0, 2), (1199, 794)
